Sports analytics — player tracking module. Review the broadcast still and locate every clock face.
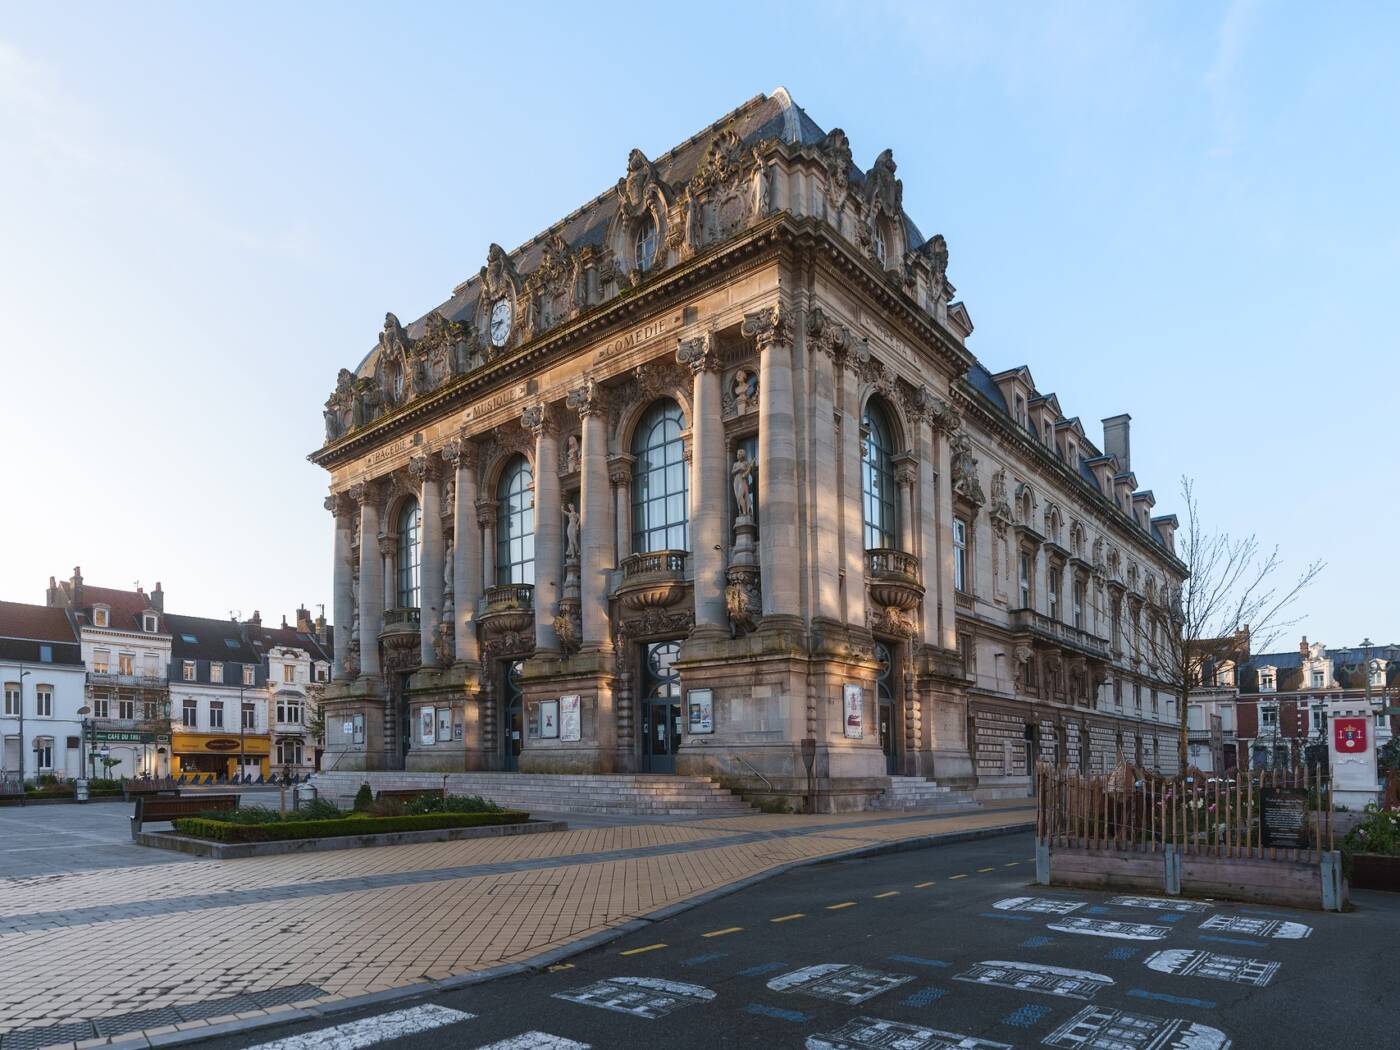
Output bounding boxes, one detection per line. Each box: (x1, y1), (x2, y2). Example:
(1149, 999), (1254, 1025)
(490, 298), (513, 347)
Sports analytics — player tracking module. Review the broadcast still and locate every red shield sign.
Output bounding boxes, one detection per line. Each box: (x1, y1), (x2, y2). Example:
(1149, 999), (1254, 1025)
(1334, 717), (1368, 753)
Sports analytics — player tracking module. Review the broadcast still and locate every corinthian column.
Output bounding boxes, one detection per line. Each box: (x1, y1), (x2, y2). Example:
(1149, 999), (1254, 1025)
(932, 412), (959, 651)
(894, 456), (917, 555)
(352, 480), (384, 677)
(410, 454), (444, 666)
(567, 380), (614, 651)
(443, 438), (481, 666)
(327, 493), (355, 681)
(677, 334), (727, 633)
(743, 303), (800, 622)
(523, 404), (561, 654)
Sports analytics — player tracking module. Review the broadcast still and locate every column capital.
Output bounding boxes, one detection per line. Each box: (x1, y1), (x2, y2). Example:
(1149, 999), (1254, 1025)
(348, 479), (383, 506)
(676, 333), (720, 375)
(324, 491), (356, 518)
(565, 377), (608, 418)
(607, 453), (635, 487)
(475, 498), (497, 529)
(806, 306), (851, 365)
(408, 452), (441, 483)
(893, 454), (918, 490)
(741, 302), (794, 353)
(440, 435), (479, 471)
(521, 403), (559, 438)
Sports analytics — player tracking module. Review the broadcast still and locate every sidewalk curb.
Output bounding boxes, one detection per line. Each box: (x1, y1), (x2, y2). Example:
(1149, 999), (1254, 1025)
(77, 815), (1036, 1049)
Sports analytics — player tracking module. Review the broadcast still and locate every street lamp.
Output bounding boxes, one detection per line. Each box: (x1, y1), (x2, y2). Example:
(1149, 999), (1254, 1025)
(76, 705), (91, 802)
(16, 663), (30, 805)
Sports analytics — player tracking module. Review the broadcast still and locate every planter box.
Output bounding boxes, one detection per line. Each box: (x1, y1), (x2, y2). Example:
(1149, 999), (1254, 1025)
(139, 817), (568, 858)
(1350, 852), (1400, 892)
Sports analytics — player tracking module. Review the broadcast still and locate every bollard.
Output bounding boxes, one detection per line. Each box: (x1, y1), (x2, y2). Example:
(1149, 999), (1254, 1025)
(1320, 850), (1344, 912)
(1035, 840), (1051, 885)
(1163, 845), (1182, 895)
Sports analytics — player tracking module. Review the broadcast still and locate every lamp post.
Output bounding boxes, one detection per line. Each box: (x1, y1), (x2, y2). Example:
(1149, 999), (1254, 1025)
(75, 705), (91, 802)
(238, 683), (246, 784)
(16, 663), (30, 805)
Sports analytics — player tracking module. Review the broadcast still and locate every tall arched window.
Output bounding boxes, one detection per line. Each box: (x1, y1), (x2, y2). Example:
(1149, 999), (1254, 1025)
(496, 456), (535, 585)
(396, 498), (421, 608)
(635, 213), (658, 272)
(862, 403), (898, 550)
(631, 400), (689, 553)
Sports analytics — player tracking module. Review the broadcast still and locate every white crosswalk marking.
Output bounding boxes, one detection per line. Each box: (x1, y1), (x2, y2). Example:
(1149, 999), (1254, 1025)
(244, 1005), (474, 1049)
(471, 1034), (590, 1049)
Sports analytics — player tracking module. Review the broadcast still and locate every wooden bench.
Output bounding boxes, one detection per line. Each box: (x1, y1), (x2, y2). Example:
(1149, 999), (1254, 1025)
(123, 781), (181, 802)
(131, 793), (239, 840)
(376, 787), (444, 805)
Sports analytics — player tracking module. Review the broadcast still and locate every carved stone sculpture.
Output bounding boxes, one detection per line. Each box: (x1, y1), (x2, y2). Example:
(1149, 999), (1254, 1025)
(562, 434), (580, 474)
(950, 431), (984, 505)
(731, 448), (755, 519)
(564, 502), (580, 562)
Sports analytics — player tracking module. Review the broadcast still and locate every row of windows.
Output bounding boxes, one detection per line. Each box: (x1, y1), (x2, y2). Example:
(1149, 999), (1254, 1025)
(90, 607), (159, 633)
(176, 661), (318, 685)
(3, 684), (54, 717)
(89, 695), (163, 720)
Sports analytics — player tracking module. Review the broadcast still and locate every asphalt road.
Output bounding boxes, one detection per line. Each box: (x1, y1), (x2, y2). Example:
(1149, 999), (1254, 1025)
(203, 832), (1397, 1050)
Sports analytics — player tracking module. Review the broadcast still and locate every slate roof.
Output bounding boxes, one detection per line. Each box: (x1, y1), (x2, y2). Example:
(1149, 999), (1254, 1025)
(165, 613), (261, 664)
(0, 601), (82, 666)
(253, 625), (333, 666)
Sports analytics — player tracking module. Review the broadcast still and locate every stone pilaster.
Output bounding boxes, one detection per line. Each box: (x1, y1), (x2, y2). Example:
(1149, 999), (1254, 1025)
(477, 500), (497, 589)
(838, 348), (867, 628)
(743, 303), (801, 624)
(444, 438), (481, 666)
(351, 480), (384, 677)
(894, 455), (917, 555)
(608, 454), (634, 565)
(410, 454), (444, 666)
(807, 311), (845, 623)
(523, 404), (561, 654)
(568, 380), (613, 651)
(677, 335), (727, 634)
(327, 492), (355, 680)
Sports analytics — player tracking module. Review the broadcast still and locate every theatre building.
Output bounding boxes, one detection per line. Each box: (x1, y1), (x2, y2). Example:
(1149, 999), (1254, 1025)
(312, 90), (1185, 808)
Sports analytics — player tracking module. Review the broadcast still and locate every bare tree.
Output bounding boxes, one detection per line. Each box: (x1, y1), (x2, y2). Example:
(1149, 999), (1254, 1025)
(1147, 477), (1323, 771)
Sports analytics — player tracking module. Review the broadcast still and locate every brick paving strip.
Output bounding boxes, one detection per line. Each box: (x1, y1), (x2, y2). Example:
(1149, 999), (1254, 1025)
(0, 803), (1033, 1045)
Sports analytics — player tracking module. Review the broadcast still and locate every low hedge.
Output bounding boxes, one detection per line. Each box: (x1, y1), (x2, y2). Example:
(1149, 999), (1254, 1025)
(171, 810), (530, 843)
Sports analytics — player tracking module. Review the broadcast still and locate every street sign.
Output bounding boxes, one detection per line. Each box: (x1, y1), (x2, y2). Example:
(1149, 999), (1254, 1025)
(87, 730), (154, 743)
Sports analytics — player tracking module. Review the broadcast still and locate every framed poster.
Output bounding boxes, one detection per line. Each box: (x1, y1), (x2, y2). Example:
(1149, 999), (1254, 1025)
(539, 699), (560, 739)
(687, 688), (714, 734)
(453, 722), (464, 741)
(843, 683), (864, 739)
(437, 708), (452, 742)
(352, 713), (365, 746)
(560, 694), (582, 742)
(419, 706), (436, 746)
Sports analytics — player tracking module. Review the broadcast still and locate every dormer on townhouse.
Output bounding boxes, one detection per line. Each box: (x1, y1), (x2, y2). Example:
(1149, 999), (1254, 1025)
(1028, 392), (1062, 451)
(1113, 472), (1137, 516)
(991, 366), (1037, 435)
(1054, 417), (1087, 469)
(1085, 455), (1116, 500)
(1257, 664), (1277, 693)
(1132, 491), (1156, 532)
(1151, 514), (1179, 555)
(91, 602), (111, 628)
(141, 607), (161, 635)
(1299, 637), (1333, 692)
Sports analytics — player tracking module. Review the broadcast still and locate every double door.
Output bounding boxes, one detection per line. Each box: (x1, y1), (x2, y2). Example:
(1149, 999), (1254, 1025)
(641, 641), (681, 774)
(502, 660), (524, 771)
(876, 642), (898, 775)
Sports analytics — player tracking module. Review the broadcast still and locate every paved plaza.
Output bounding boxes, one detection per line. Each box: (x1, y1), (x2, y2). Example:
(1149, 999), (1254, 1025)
(0, 801), (1035, 1047)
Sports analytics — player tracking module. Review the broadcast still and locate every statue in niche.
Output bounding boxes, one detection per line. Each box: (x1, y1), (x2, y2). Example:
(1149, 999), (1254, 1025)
(950, 431), (984, 504)
(731, 448), (755, 520)
(562, 434), (580, 474)
(564, 503), (580, 561)
(442, 542), (454, 616)
(732, 368), (757, 414)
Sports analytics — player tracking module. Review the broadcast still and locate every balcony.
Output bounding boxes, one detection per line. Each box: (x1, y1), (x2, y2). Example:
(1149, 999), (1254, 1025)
(480, 584), (534, 636)
(865, 548), (923, 611)
(617, 550), (689, 610)
(87, 673), (167, 691)
(1008, 607), (1111, 661)
(381, 607), (421, 631)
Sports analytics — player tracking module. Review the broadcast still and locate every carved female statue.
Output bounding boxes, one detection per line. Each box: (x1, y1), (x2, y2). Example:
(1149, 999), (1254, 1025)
(731, 448), (755, 519)
(564, 503), (581, 561)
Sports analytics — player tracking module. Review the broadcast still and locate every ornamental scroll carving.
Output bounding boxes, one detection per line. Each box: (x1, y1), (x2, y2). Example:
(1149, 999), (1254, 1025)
(741, 303), (793, 353)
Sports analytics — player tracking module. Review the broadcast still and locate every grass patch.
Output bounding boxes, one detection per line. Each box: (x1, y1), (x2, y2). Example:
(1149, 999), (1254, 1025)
(172, 810), (530, 843)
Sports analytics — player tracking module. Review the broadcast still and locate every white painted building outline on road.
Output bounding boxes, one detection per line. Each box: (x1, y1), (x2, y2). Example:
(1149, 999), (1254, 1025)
(1200, 915), (1311, 939)
(953, 960), (1114, 1000)
(807, 1016), (1012, 1050)
(1145, 949), (1279, 987)
(768, 964), (914, 1005)
(1044, 1004), (1231, 1050)
(1108, 896), (1210, 913)
(1047, 917), (1172, 941)
(552, 976), (715, 1019)
(992, 896), (1086, 915)
(244, 1005), (474, 1050)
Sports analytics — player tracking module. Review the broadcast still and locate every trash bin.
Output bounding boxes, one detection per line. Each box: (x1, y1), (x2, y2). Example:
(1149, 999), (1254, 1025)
(75, 779), (90, 803)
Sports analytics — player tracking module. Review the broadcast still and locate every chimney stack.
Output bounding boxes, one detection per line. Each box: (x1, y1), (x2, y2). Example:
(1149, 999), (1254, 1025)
(1102, 414), (1131, 471)
(71, 566), (84, 607)
(151, 582), (164, 612)
(296, 605), (313, 633)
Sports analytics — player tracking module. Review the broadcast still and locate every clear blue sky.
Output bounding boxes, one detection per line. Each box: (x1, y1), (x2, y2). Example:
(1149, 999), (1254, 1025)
(2, 2), (1394, 649)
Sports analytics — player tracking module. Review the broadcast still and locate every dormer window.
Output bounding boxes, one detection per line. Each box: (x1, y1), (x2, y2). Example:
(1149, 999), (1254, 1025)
(1259, 667), (1276, 693)
(1371, 661), (1386, 687)
(93, 606), (108, 628)
(635, 213), (657, 272)
(1014, 394), (1027, 429)
(1311, 670), (1325, 689)
(873, 223), (887, 266)
(143, 614), (157, 633)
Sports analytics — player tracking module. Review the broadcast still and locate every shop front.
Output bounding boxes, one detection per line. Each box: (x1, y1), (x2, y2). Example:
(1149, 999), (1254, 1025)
(171, 732), (269, 779)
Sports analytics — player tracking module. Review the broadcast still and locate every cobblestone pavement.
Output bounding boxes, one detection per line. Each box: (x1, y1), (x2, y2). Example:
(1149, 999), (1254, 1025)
(0, 801), (1034, 1044)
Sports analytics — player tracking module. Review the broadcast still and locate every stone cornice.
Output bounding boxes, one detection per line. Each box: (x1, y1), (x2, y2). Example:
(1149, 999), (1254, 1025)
(309, 215), (972, 470)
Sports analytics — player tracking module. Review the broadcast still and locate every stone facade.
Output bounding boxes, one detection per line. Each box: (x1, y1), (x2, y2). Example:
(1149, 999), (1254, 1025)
(310, 90), (1186, 808)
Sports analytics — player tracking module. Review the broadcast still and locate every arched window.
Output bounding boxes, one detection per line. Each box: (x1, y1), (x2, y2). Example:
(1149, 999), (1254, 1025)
(396, 498), (420, 608)
(631, 399), (689, 553)
(873, 222), (887, 267)
(861, 403), (898, 550)
(496, 456), (535, 585)
(635, 213), (658, 272)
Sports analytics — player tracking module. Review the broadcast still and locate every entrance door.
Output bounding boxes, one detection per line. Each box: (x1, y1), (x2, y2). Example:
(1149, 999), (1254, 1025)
(502, 660), (524, 771)
(641, 641), (681, 773)
(875, 642), (898, 775)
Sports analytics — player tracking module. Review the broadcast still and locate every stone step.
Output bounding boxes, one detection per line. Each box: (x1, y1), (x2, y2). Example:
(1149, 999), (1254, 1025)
(873, 776), (982, 812)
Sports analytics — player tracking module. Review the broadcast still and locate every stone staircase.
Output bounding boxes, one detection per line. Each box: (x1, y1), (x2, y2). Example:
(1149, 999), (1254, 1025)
(311, 771), (755, 817)
(873, 776), (981, 812)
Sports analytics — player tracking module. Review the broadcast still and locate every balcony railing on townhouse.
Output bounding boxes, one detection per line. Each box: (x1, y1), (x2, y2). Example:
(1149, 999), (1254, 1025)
(1009, 607), (1111, 661)
(865, 548), (923, 611)
(617, 550), (689, 610)
(87, 673), (168, 691)
(480, 584), (535, 635)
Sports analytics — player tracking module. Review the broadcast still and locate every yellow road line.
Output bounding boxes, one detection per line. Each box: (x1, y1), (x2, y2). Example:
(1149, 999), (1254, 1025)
(977, 867), (996, 873)
(874, 891), (900, 899)
(826, 901), (858, 911)
(702, 927), (743, 938)
(1005, 861), (1019, 867)
(547, 963), (574, 972)
(914, 881), (936, 888)
(948, 874), (968, 880)
(770, 913), (806, 923)
(620, 943), (668, 956)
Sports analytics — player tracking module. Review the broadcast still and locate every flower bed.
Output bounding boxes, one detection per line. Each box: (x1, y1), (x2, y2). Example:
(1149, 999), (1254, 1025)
(1342, 804), (1400, 891)
(172, 810), (529, 843)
